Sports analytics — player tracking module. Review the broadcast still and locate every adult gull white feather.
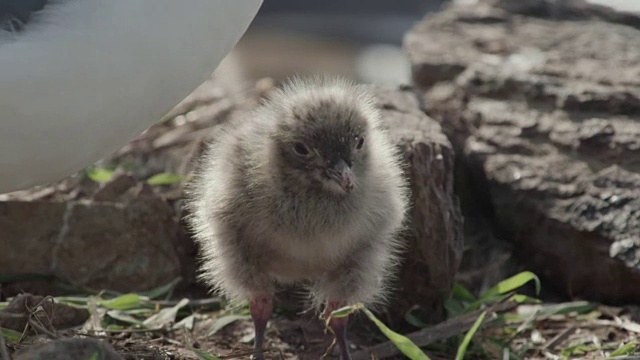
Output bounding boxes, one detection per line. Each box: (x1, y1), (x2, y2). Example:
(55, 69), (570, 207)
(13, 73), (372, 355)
(0, 0), (262, 193)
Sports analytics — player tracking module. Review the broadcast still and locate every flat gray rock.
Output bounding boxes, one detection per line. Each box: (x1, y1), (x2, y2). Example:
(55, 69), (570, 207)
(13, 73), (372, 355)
(12, 338), (123, 360)
(0, 189), (182, 294)
(406, 0), (640, 302)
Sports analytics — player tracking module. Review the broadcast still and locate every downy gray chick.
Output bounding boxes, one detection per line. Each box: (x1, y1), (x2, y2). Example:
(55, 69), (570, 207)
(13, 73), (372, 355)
(186, 76), (409, 360)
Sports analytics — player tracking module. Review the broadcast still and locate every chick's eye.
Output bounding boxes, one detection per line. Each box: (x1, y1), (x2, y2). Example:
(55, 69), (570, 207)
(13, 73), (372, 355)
(293, 142), (310, 156)
(355, 136), (365, 150)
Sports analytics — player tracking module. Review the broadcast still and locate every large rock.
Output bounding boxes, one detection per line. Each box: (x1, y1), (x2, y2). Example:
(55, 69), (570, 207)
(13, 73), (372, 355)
(405, 0), (640, 303)
(0, 187), (182, 294)
(372, 86), (464, 324)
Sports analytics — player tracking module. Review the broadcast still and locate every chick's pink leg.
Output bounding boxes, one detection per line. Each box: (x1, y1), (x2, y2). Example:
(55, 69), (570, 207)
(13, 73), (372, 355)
(250, 294), (273, 360)
(325, 300), (352, 360)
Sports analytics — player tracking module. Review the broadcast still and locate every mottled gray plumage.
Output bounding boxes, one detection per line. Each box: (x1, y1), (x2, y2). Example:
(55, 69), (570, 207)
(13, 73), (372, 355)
(186, 76), (409, 359)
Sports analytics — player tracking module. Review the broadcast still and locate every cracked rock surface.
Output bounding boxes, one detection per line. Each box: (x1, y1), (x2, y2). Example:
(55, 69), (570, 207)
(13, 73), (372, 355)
(0, 193), (182, 293)
(406, 0), (640, 302)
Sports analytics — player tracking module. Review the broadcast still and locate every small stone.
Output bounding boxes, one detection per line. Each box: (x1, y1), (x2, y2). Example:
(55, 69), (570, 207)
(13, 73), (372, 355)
(0, 293), (89, 333)
(12, 338), (123, 360)
(0, 197), (181, 295)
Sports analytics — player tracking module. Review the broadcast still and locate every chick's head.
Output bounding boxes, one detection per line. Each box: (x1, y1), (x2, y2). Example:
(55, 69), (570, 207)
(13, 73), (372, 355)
(266, 79), (379, 196)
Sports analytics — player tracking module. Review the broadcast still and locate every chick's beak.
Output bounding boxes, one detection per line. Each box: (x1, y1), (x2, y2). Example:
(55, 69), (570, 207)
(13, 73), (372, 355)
(327, 159), (355, 193)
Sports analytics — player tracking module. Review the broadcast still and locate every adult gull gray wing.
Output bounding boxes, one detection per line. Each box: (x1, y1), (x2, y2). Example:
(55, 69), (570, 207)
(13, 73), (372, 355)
(0, 0), (262, 193)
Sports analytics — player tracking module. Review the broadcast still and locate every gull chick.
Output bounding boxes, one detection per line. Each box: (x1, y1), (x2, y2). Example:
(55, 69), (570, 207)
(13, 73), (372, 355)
(187, 76), (409, 360)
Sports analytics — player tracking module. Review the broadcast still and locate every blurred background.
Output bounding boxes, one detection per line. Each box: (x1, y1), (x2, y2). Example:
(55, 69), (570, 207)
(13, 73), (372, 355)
(227, 0), (446, 86)
(218, 0), (640, 86)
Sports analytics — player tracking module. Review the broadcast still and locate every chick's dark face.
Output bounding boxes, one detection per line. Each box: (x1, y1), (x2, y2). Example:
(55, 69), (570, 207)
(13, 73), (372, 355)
(275, 103), (370, 195)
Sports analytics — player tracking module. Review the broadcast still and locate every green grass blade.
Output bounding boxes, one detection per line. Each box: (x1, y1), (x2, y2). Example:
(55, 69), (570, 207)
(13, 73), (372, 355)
(481, 271), (541, 299)
(87, 168), (114, 183)
(192, 348), (221, 360)
(561, 344), (598, 358)
(509, 294), (541, 304)
(87, 352), (99, 360)
(106, 310), (143, 325)
(455, 311), (487, 360)
(99, 293), (145, 310)
(146, 172), (186, 186)
(452, 283), (477, 302)
(609, 342), (638, 357)
(531, 301), (596, 318)
(361, 307), (431, 360)
(187, 338), (222, 360)
(330, 305), (359, 319)
(54, 296), (90, 307)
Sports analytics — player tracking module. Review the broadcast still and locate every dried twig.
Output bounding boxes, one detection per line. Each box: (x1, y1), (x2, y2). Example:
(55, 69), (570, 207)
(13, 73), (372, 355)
(25, 296), (58, 339)
(585, 320), (640, 334)
(541, 325), (575, 350)
(152, 298), (222, 309)
(27, 318), (57, 338)
(217, 347), (282, 359)
(83, 328), (167, 334)
(320, 335), (337, 360)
